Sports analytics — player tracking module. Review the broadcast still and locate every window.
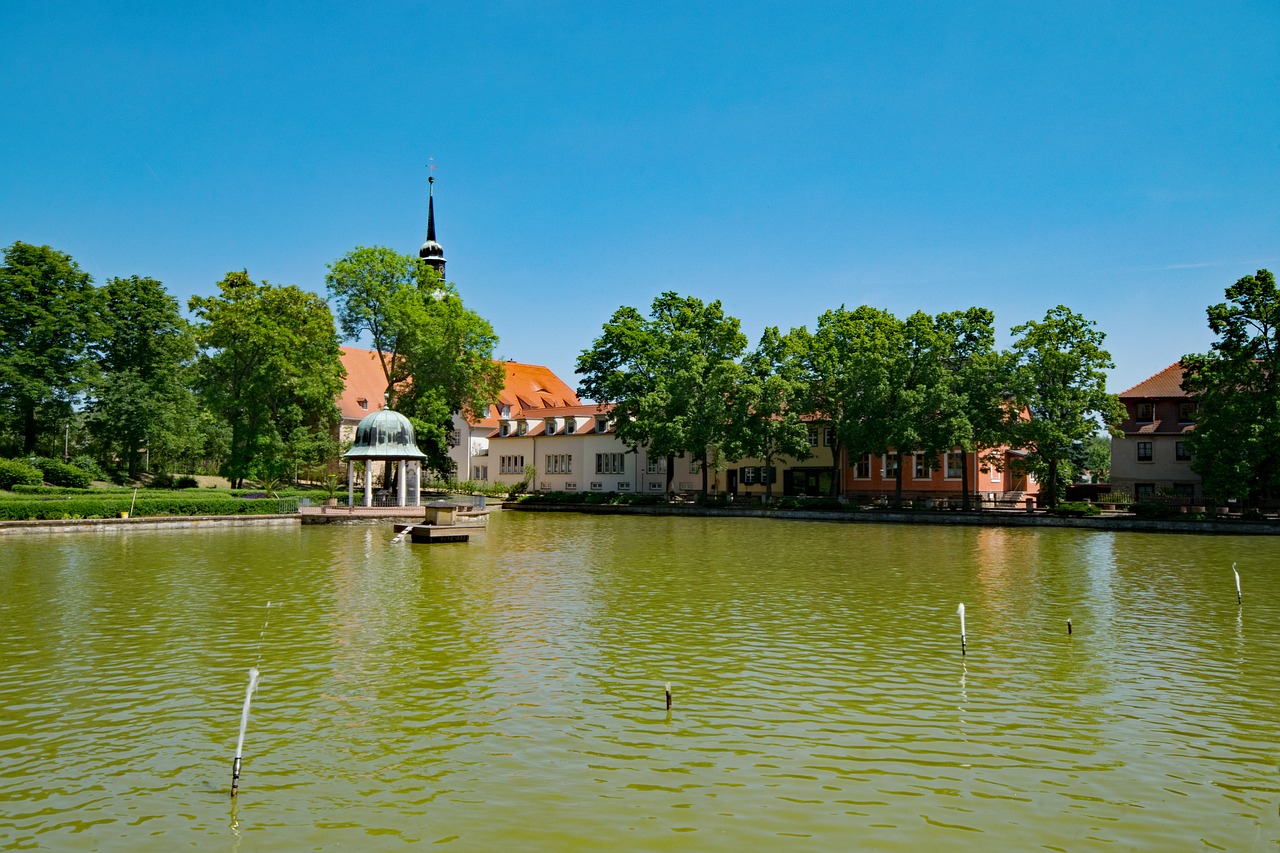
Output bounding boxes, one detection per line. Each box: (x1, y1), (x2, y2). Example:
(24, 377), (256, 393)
(807, 427), (819, 447)
(518, 421), (529, 436)
(854, 453), (871, 479)
(590, 482), (603, 491)
(471, 465), (488, 481)
(545, 454), (572, 474)
(1173, 483), (1195, 497)
(499, 455), (525, 475)
(1175, 441), (1192, 462)
(500, 423), (511, 437)
(913, 454), (930, 479)
(566, 419), (577, 434)
(595, 417), (609, 433)
(1135, 483), (1155, 499)
(1135, 403), (1154, 422)
(647, 456), (667, 475)
(823, 427), (835, 447)
(357, 398), (368, 410)
(690, 458), (701, 474)
(742, 466), (757, 484)
(544, 419), (556, 435)
(1137, 441), (1153, 462)
(883, 453), (900, 477)
(1179, 402), (1199, 423)
(989, 461), (1001, 483)
(945, 451), (964, 479)
(595, 453), (625, 474)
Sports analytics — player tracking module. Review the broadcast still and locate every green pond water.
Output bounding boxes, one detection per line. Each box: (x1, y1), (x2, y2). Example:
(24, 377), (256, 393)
(2, 513), (1279, 851)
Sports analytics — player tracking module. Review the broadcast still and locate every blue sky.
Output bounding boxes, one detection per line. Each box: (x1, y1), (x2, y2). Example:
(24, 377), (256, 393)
(3, 2), (1278, 394)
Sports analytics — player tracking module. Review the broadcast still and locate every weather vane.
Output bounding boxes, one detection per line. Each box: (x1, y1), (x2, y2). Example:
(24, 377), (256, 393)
(427, 157), (437, 184)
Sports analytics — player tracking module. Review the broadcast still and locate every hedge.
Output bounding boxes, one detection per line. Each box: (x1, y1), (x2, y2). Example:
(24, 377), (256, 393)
(0, 495), (296, 521)
(31, 458), (92, 489)
(0, 459), (43, 490)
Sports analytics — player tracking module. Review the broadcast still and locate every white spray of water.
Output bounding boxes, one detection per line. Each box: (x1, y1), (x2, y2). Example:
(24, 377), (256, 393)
(235, 667), (260, 761)
(957, 602), (967, 655)
(1233, 563), (1242, 605)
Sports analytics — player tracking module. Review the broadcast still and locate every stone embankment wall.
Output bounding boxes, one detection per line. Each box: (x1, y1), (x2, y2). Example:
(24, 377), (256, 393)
(509, 502), (1280, 536)
(0, 514), (300, 536)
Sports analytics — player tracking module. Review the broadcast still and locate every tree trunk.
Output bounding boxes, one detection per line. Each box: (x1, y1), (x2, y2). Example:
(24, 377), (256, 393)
(701, 452), (709, 498)
(764, 454), (774, 502)
(1046, 458), (1059, 508)
(830, 440), (843, 498)
(894, 461), (904, 504)
(23, 403), (37, 455)
(960, 448), (971, 511)
(666, 454), (675, 496)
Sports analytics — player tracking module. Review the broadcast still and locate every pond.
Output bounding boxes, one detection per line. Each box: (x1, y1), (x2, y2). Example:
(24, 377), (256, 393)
(2, 513), (1278, 850)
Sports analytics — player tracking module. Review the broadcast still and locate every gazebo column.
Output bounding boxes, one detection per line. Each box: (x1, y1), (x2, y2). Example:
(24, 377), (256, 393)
(347, 459), (354, 507)
(397, 459), (407, 507)
(414, 460), (421, 507)
(364, 464), (373, 508)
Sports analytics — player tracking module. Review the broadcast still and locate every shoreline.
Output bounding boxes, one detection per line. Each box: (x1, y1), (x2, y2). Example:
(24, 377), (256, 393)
(508, 501), (1280, 535)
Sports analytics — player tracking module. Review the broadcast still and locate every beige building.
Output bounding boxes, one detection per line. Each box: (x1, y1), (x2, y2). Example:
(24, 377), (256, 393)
(1110, 363), (1200, 499)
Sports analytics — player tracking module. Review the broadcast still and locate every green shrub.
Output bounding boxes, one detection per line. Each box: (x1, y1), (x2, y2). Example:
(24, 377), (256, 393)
(1129, 502), (1181, 520)
(10, 484), (101, 495)
(1049, 501), (1102, 518)
(174, 475), (199, 489)
(36, 459), (92, 488)
(70, 454), (110, 482)
(0, 458), (43, 490)
(148, 472), (175, 489)
(0, 494), (293, 521)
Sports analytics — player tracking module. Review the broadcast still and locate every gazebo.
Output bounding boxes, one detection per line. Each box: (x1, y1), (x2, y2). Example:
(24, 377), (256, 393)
(342, 406), (428, 508)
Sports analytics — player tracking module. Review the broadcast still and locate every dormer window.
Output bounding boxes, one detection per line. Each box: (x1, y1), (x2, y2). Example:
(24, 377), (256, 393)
(545, 419), (556, 435)
(1135, 403), (1154, 422)
(499, 405), (511, 418)
(518, 422), (529, 436)
(595, 417), (608, 434)
(500, 422), (511, 437)
(357, 398), (368, 410)
(566, 419), (577, 435)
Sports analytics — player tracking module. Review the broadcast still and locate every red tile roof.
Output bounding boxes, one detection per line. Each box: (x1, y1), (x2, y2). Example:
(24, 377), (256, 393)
(339, 347), (582, 427)
(1118, 363), (1188, 399)
(339, 346), (391, 421)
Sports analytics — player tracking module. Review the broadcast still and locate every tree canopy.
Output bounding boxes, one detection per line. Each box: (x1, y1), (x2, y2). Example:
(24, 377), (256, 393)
(723, 326), (811, 500)
(326, 245), (502, 475)
(190, 272), (345, 488)
(86, 275), (197, 478)
(577, 292), (746, 493)
(1182, 269), (1280, 502)
(1008, 306), (1123, 506)
(0, 242), (101, 455)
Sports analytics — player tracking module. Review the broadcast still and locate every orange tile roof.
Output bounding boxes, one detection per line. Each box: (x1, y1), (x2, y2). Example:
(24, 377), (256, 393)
(338, 346), (392, 421)
(339, 347), (582, 427)
(1118, 363), (1187, 399)
(473, 361), (582, 427)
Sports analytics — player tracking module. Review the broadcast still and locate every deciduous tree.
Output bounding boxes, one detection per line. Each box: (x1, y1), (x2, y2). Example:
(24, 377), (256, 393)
(577, 292), (746, 494)
(0, 242), (101, 455)
(1008, 306), (1123, 506)
(723, 326), (811, 500)
(190, 272), (345, 488)
(86, 275), (197, 478)
(1182, 269), (1280, 502)
(326, 246), (502, 475)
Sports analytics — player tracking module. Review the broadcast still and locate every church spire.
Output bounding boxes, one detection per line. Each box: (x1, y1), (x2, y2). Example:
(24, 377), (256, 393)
(419, 175), (446, 278)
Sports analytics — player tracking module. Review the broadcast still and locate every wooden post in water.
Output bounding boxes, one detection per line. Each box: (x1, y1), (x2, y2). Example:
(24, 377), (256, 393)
(665, 682), (672, 710)
(957, 603), (967, 656)
(1233, 563), (1242, 606)
(1067, 618), (1073, 635)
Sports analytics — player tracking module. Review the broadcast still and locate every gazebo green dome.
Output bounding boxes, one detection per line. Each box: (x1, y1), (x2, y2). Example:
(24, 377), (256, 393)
(343, 408), (427, 460)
